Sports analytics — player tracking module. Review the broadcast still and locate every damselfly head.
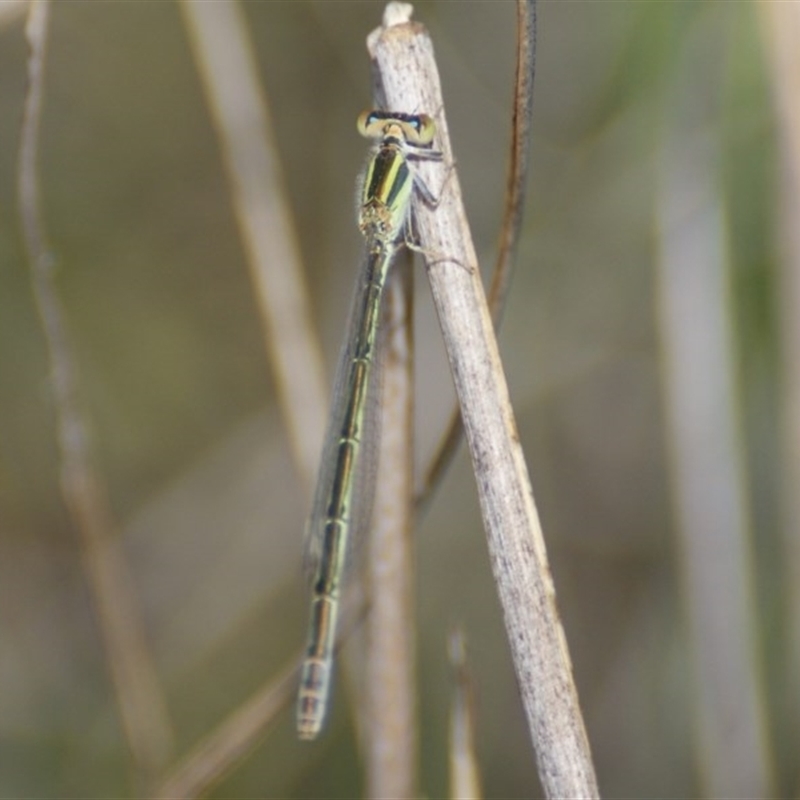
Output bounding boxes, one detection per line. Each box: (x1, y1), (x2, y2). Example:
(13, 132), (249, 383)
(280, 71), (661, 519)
(357, 109), (436, 148)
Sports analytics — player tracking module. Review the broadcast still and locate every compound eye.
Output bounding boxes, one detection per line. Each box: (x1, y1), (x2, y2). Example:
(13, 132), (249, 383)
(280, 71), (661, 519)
(410, 114), (436, 145)
(357, 109), (384, 139)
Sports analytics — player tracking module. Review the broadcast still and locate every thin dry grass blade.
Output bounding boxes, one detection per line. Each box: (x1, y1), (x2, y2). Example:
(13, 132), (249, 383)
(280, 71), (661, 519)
(757, 1), (800, 791)
(366, 5), (598, 797)
(180, 0), (328, 491)
(448, 629), (482, 800)
(18, 0), (174, 779)
(416, 0), (536, 511)
(0, 0), (27, 28)
(154, 583), (367, 800)
(154, 660), (298, 800)
(364, 254), (418, 799)
(654, 15), (774, 795)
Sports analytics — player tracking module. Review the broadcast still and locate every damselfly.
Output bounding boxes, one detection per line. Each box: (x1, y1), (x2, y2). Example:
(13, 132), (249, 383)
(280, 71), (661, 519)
(297, 110), (442, 740)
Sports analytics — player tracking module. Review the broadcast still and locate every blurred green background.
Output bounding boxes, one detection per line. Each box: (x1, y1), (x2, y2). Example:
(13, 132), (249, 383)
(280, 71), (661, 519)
(0, 1), (790, 798)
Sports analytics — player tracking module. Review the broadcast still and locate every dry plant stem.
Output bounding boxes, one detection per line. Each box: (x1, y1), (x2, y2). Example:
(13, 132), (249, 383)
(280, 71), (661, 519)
(488, 0), (537, 320)
(416, 0), (536, 510)
(655, 18), (774, 796)
(154, 584), (368, 800)
(0, 0), (27, 28)
(758, 4), (800, 783)
(180, 0), (329, 491)
(448, 630), (483, 800)
(365, 255), (417, 799)
(18, 0), (174, 779)
(368, 6), (599, 797)
(154, 660), (297, 800)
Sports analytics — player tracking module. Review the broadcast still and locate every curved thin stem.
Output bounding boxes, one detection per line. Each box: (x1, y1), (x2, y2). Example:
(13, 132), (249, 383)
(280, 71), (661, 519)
(416, 0), (537, 512)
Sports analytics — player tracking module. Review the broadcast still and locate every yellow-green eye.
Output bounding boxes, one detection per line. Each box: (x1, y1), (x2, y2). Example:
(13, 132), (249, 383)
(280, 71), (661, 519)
(404, 113), (435, 146)
(357, 109), (385, 139)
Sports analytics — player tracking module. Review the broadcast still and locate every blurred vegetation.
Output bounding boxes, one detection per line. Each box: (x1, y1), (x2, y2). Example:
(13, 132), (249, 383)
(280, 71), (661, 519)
(0, 1), (790, 798)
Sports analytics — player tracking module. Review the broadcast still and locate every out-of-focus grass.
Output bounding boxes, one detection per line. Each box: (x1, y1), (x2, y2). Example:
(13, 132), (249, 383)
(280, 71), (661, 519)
(0, 2), (788, 798)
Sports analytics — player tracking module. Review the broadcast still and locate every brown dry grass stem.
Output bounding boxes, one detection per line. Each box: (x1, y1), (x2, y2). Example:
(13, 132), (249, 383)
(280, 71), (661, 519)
(366, 4), (599, 797)
(416, 0), (537, 512)
(757, 1), (800, 792)
(654, 16), (774, 794)
(154, 583), (368, 800)
(18, 0), (174, 782)
(448, 629), (483, 800)
(364, 253), (418, 798)
(180, 0), (329, 494)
